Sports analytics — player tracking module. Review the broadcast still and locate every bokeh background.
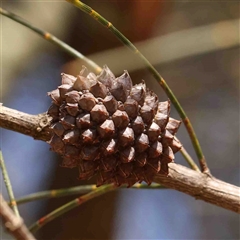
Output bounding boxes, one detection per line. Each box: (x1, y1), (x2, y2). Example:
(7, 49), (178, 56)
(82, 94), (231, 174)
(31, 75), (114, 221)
(1, 1), (239, 239)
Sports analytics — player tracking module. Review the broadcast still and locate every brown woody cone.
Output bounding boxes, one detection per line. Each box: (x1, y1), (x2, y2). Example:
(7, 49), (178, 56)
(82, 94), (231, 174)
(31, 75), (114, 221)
(47, 65), (182, 187)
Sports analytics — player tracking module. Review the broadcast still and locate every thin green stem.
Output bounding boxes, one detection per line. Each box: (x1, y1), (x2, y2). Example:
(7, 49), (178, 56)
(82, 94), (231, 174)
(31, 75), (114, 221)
(132, 183), (165, 189)
(176, 139), (201, 172)
(0, 151), (20, 217)
(66, 0), (209, 174)
(0, 7), (101, 73)
(28, 184), (116, 233)
(12, 185), (97, 205)
(13, 183), (164, 205)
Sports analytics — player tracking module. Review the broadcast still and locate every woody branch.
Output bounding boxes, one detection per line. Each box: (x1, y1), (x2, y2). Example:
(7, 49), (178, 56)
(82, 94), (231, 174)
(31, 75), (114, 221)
(0, 104), (239, 213)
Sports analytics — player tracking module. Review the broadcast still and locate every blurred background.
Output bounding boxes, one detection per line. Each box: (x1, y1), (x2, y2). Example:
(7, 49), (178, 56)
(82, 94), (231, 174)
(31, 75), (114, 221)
(1, 1), (239, 239)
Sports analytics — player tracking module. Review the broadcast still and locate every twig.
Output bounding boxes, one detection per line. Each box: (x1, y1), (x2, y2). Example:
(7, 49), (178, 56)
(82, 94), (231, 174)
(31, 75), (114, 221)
(14, 185), (97, 205)
(0, 194), (36, 240)
(132, 183), (164, 189)
(0, 105), (52, 142)
(0, 7), (101, 73)
(29, 184), (116, 233)
(175, 137), (200, 172)
(0, 151), (20, 217)
(154, 163), (240, 213)
(0, 106), (239, 213)
(65, 0), (209, 173)
(13, 183), (164, 205)
(180, 147), (200, 172)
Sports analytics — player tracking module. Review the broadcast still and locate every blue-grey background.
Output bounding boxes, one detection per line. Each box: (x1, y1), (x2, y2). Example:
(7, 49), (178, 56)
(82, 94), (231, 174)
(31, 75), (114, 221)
(1, 1), (239, 239)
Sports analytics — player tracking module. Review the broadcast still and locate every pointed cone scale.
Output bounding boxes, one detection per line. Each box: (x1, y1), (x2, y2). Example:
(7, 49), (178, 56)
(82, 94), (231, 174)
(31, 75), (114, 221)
(61, 73), (77, 85)
(90, 81), (108, 98)
(140, 105), (154, 124)
(115, 70), (132, 95)
(73, 75), (90, 91)
(50, 122), (65, 137)
(48, 135), (64, 153)
(130, 80), (146, 106)
(144, 91), (158, 112)
(112, 110), (130, 129)
(80, 146), (99, 161)
(135, 133), (149, 152)
(79, 160), (95, 173)
(65, 90), (81, 103)
(149, 141), (163, 158)
(120, 146), (135, 163)
(79, 170), (95, 180)
(80, 65), (89, 77)
(132, 116), (145, 135)
(119, 127), (134, 147)
(90, 104), (109, 123)
(124, 98), (139, 119)
(58, 84), (72, 99)
(159, 162), (169, 175)
(48, 89), (61, 105)
(169, 137), (182, 153)
(162, 129), (174, 145)
(64, 145), (80, 158)
(147, 158), (161, 173)
(103, 95), (118, 114)
(154, 112), (169, 128)
(161, 146), (175, 163)
(61, 157), (78, 168)
(79, 93), (96, 111)
(96, 171), (112, 186)
(148, 122), (161, 142)
(63, 129), (80, 145)
(135, 152), (147, 167)
(60, 115), (75, 130)
(97, 65), (115, 88)
(65, 103), (79, 117)
(100, 157), (117, 172)
(110, 81), (128, 103)
(101, 139), (117, 155)
(81, 129), (97, 144)
(97, 119), (115, 139)
(166, 117), (182, 135)
(47, 103), (59, 120)
(157, 100), (170, 115)
(76, 113), (91, 129)
(118, 163), (133, 178)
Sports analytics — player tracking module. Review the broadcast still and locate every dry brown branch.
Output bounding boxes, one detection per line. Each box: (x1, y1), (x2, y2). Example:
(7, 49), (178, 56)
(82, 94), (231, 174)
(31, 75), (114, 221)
(0, 104), (239, 213)
(0, 104), (51, 142)
(154, 164), (240, 213)
(0, 194), (36, 240)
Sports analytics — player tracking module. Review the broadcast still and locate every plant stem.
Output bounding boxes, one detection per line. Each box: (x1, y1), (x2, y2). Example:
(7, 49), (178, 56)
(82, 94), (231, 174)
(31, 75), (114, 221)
(132, 183), (165, 189)
(28, 184), (116, 233)
(180, 147), (201, 172)
(175, 137), (201, 172)
(66, 0), (209, 174)
(14, 185), (97, 205)
(13, 183), (164, 205)
(0, 7), (101, 73)
(0, 151), (20, 217)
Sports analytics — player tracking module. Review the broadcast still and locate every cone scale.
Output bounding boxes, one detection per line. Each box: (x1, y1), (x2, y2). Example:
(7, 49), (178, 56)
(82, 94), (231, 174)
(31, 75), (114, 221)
(47, 66), (182, 187)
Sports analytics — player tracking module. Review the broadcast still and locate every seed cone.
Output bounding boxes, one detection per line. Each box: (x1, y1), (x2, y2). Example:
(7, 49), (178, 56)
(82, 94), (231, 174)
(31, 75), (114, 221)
(47, 65), (182, 187)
